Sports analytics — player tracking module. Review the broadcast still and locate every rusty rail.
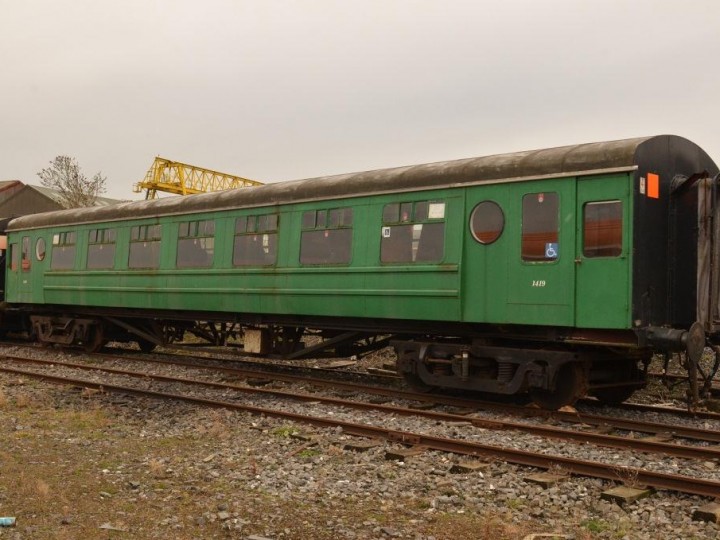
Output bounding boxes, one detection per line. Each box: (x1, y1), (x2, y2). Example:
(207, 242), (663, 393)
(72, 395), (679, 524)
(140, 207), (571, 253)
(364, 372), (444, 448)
(2, 359), (720, 498)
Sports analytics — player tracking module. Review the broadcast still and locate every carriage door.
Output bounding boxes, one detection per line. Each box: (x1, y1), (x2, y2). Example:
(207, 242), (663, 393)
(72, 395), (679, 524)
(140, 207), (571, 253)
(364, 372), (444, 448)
(5, 240), (18, 300)
(574, 175), (631, 328)
(505, 180), (577, 326)
(18, 236), (34, 301)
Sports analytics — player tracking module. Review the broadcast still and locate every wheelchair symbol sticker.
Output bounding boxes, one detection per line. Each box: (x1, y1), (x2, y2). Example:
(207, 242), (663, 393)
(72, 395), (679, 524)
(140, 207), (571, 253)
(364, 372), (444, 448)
(545, 243), (558, 259)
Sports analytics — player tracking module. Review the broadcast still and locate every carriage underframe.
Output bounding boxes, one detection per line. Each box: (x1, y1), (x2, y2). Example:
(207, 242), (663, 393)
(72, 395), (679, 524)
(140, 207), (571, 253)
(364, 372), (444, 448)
(27, 307), (719, 409)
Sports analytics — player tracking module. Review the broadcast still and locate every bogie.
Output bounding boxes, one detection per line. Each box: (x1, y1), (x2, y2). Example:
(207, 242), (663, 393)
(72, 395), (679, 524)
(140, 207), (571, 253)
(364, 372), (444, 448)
(394, 339), (594, 408)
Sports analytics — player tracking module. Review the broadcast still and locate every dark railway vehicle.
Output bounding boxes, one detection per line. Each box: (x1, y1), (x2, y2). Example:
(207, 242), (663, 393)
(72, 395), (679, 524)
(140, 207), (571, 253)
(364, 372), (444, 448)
(3, 135), (719, 408)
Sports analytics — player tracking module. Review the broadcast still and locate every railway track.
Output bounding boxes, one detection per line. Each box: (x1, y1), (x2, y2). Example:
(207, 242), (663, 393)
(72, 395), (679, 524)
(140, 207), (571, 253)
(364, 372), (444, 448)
(2, 352), (720, 499)
(121, 344), (405, 384)
(11, 342), (720, 438)
(84, 346), (720, 433)
(647, 370), (720, 395)
(115, 345), (720, 419)
(11, 341), (720, 418)
(10, 341), (720, 426)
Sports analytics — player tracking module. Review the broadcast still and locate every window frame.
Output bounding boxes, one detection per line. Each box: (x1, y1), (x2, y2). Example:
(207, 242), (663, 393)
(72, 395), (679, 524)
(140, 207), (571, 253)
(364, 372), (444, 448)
(380, 200), (446, 264)
(128, 224), (163, 269)
(300, 207), (354, 266)
(21, 236), (31, 271)
(582, 200), (623, 258)
(87, 228), (117, 270)
(469, 200), (505, 245)
(233, 213), (279, 267)
(50, 231), (78, 270)
(521, 192), (559, 263)
(176, 219), (215, 269)
(35, 237), (46, 262)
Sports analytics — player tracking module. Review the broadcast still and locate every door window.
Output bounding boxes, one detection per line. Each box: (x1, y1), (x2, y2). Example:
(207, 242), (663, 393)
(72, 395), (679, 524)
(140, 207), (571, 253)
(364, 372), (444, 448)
(9, 243), (17, 271)
(521, 192), (559, 262)
(21, 236), (31, 271)
(583, 201), (623, 257)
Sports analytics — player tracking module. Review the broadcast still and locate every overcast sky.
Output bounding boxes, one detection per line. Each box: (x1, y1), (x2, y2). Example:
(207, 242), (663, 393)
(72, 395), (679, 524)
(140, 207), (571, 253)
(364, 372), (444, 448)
(2, 0), (719, 200)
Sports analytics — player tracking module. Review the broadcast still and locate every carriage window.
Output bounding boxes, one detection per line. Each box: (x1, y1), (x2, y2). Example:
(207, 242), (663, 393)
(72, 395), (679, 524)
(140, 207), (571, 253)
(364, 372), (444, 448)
(21, 236), (31, 271)
(583, 201), (623, 257)
(35, 237), (46, 261)
(381, 200), (445, 263)
(301, 212), (316, 229)
(470, 201), (504, 245)
(51, 231), (77, 270)
(177, 219), (215, 268)
(258, 214), (278, 232)
(383, 203), (399, 223)
(300, 208), (353, 265)
(234, 213), (279, 266)
(8, 243), (16, 271)
(129, 224), (162, 269)
(87, 228), (117, 269)
(522, 192), (559, 262)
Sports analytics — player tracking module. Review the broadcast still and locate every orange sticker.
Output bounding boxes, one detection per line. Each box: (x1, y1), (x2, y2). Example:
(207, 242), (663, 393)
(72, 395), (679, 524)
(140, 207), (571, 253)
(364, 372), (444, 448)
(647, 173), (659, 199)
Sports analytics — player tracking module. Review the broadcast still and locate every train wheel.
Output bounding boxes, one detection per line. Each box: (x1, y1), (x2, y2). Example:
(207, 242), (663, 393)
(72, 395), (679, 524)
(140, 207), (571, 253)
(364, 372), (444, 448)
(592, 386), (636, 405)
(137, 339), (157, 353)
(402, 372), (436, 393)
(83, 325), (107, 353)
(529, 363), (584, 410)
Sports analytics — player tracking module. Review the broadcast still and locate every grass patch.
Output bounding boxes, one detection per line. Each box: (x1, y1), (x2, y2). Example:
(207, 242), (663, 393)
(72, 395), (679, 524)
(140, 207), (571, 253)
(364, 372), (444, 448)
(506, 498), (525, 510)
(582, 518), (612, 533)
(0, 370), (656, 540)
(297, 447), (321, 459)
(271, 425), (299, 438)
(59, 407), (112, 431)
(429, 513), (534, 539)
(15, 393), (33, 407)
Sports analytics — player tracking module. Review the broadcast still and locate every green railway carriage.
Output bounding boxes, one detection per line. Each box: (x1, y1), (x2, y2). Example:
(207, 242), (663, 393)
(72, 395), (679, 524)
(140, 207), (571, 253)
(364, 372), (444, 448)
(4, 135), (719, 408)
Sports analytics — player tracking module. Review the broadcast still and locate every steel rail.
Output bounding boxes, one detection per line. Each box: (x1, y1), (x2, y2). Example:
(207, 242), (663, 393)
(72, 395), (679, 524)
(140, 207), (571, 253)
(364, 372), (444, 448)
(107, 345), (720, 422)
(648, 370), (719, 383)
(16, 343), (720, 423)
(87, 350), (720, 441)
(600, 400), (720, 420)
(4, 355), (720, 462)
(1, 363), (720, 499)
(647, 371), (720, 393)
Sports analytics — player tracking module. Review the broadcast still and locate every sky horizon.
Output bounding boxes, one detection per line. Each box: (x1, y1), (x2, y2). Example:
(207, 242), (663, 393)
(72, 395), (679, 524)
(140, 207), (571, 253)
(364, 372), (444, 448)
(2, 0), (720, 201)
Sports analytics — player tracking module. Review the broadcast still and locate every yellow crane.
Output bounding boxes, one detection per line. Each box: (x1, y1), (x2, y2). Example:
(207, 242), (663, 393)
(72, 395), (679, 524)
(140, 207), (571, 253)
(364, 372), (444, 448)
(133, 157), (263, 199)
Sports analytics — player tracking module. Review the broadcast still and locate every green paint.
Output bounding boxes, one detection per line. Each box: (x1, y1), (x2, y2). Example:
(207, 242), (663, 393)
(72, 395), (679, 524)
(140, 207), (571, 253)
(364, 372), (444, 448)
(6, 174), (633, 330)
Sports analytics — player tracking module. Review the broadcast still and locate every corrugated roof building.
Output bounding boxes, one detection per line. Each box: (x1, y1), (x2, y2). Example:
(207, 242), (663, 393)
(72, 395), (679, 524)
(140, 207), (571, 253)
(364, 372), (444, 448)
(0, 181), (124, 219)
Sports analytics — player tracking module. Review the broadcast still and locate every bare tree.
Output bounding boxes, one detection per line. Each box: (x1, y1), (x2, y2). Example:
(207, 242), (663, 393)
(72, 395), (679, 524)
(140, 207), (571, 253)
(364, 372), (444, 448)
(37, 156), (107, 209)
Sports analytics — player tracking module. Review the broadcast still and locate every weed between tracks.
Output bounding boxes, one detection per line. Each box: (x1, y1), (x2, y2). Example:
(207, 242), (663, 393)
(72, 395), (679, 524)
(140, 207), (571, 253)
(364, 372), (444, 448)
(0, 376), (555, 540)
(2, 367), (707, 539)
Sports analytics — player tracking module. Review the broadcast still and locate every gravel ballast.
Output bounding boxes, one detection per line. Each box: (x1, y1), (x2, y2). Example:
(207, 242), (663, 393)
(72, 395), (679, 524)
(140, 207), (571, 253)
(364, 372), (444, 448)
(0, 344), (719, 539)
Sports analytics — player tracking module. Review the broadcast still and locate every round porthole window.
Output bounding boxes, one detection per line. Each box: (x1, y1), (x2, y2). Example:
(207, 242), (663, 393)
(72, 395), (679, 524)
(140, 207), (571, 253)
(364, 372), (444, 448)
(35, 237), (46, 261)
(470, 201), (504, 244)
